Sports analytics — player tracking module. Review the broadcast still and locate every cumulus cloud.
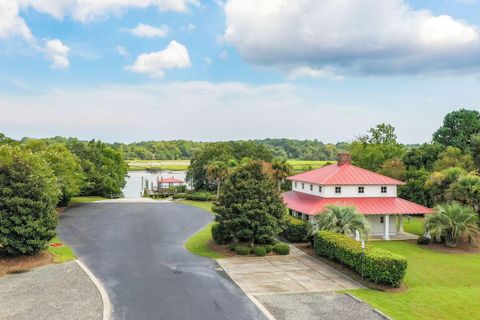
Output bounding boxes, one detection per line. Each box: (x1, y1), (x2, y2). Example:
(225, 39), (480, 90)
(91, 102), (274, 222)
(127, 41), (191, 78)
(0, 1), (33, 40)
(224, 0), (480, 75)
(123, 23), (169, 38)
(44, 39), (70, 68)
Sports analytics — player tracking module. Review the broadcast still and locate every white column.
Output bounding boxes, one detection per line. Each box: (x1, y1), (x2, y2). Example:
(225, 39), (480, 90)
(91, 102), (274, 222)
(383, 215), (390, 240)
(398, 215), (404, 232)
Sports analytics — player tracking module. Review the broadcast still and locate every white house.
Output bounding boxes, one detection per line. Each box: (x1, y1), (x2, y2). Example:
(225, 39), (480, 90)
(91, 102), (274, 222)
(282, 153), (432, 240)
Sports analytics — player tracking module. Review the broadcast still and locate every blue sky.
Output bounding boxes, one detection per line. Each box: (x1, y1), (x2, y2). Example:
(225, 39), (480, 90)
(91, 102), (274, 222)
(1, 0), (479, 143)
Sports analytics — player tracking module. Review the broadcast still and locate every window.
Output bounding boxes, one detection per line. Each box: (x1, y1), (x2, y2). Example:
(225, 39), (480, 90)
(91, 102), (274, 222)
(380, 216), (384, 223)
(319, 186), (322, 193)
(310, 184), (313, 191)
(294, 181), (297, 188)
(335, 186), (342, 194)
(358, 186), (364, 194)
(305, 215), (309, 221)
(381, 186), (387, 194)
(302, 183), (305, 189)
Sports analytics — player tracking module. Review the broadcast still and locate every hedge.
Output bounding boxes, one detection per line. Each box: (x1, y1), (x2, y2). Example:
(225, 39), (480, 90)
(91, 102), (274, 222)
(273, 243), (290, 255)
(254, 246), (266, 256)
(235, 245), (251, 255)
(314, 231), (407, 287)
(280, 216), (312, 242)
(185, 192), (216, 201)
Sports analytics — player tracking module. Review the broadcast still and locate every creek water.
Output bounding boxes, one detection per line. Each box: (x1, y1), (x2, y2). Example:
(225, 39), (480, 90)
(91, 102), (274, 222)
(122, 171), (188, 198)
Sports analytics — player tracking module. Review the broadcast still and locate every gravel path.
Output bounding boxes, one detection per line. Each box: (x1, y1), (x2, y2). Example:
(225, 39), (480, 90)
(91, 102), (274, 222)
(255, 292), (385, 320)
(0, 261), (102, 320)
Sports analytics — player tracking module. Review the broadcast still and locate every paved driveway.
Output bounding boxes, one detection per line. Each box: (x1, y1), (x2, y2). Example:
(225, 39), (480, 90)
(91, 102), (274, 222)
(217, 246), (363, 295)
(58, 202), (265, 320)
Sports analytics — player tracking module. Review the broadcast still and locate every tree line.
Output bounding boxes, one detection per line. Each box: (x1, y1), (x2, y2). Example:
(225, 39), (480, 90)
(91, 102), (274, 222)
(349, 109), (480, 213)
(109, 139), (347, 161)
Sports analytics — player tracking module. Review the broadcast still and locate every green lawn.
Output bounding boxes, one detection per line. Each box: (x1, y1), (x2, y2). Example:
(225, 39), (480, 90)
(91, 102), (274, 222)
(287, 160), (332, 173)
(127, 160), (190, 171)
(350, 241), (480, 320)
(403, 216), (425, 236)
(47, 236), (77, 263)
(69, 196), (107, 204)
(179, 200), (225, 259)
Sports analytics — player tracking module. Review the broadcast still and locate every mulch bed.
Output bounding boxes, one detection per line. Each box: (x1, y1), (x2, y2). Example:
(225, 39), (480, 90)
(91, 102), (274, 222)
(207, 240), (286, 258)
(293, 243), (407, 292)
(0, 252), (53, 277)
(407, 239), (480, 254)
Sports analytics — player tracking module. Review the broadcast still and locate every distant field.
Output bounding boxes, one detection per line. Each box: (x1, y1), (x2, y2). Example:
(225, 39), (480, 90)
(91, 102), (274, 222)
(287, 160), (332, 173)
(127, 159), (331, 173)
(127, 160), (190, 171)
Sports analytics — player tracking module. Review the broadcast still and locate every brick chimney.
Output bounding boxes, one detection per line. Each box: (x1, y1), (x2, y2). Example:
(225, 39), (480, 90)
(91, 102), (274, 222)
(337, 152), (351, 165)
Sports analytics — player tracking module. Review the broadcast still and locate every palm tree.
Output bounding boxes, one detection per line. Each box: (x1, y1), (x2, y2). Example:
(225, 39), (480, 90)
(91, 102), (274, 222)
(425, 202), (479, 248)
(316, 205), (370, 237)
(272, 159), (293, 191)
(206, 161), (231, 199)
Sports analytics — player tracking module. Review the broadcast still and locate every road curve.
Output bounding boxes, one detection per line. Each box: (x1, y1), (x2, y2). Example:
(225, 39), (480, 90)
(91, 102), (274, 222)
(58, 202), (266, 320)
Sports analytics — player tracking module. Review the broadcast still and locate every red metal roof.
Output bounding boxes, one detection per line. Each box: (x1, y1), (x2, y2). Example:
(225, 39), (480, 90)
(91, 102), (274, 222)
(157, 177), (184, 184)
(283, 191), (432, 215)
(287, 163), (405, 185)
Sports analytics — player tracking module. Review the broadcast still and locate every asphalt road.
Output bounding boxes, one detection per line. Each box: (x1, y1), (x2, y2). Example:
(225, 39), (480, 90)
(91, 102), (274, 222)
(58, 202), (266, 320)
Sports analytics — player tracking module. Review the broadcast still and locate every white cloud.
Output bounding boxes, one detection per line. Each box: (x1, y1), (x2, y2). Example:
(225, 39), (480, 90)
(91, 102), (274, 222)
(0, 1), (33, 40)
(116, 46), (129, 57)
(0, 81), (453, 143)
(123, 23), (169, 38)
(224, 0), (480, 75)
(20, 0), (199, 22)
(44, 39), (70, 69)
(127, 40), (191, 78)
(288, 67), (342, 80)
(203, 56), (212, 66)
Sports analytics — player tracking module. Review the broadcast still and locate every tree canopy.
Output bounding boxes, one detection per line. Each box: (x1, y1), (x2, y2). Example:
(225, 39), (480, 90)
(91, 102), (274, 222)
(433, 109), (480, 151)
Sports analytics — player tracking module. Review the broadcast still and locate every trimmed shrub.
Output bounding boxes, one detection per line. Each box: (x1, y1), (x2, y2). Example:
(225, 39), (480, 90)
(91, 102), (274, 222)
(417, 236), (430, 245)
(235, 245), (251, 255)
(273, 243), (290, 255)
(211, 223), (233, 245)
(265, 244), (273, 253)
(280, 216), (312, 243)
(0, 146), (60, 256)
(254, 246), (266, 256)
(314, 231), (407, 287)
(171, 193), (187, 199)
(185, 192), (216, 201)
(228, 243), (236, 251)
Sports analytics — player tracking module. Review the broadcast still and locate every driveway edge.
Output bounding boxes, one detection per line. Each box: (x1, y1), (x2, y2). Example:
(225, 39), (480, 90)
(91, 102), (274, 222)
(75, 260), (112, 320)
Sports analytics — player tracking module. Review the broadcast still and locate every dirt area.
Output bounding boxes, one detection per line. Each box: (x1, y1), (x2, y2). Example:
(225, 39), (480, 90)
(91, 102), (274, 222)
(294, 243), (407, 292)
(0, 252), (53, 277)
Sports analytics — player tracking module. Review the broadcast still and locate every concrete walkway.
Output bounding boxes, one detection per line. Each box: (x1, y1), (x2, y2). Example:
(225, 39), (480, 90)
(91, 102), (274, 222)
(217, 245), (363, 295)
(0, 261), (103, 320)
(256, 292), (385, 320)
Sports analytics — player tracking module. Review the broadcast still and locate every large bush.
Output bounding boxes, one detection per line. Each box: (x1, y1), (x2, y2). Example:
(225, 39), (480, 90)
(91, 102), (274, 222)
(314, 231), (407, 287)
(213, 161), (285, 246)
(0, 146), (60, 256)
(280, 216), (312, 242)
(211, 222), (233, 245)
